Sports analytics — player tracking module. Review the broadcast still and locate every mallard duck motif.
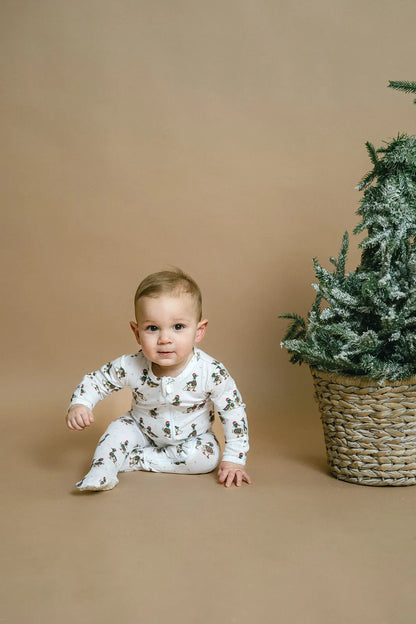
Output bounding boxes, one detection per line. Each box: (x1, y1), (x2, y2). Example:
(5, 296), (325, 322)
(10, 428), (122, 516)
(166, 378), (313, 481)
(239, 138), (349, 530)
(129, 447), (143, 468)
(223, 397), (235, 411)
(211, 372), (221, 385)
(120, 415), (135, 425)
(202, 442), (215, 458)
(120, 440), (129, 455)
(163, 421), (171, 438)
(116, 366), (126, 380)
(132, 388), (144, 402)
(212, 360), (229, 380)
(184, 373), (198, 392)
(146, 377), (159, 388)
(146, 425), (158, 438)
(232, 390), (242, 405)
(186, 400), (207, 414)
(91, 457), (104, 468)
(103, 380), (118, 392)
(219, 367), (229, 380)
(232, 421), (243, 437)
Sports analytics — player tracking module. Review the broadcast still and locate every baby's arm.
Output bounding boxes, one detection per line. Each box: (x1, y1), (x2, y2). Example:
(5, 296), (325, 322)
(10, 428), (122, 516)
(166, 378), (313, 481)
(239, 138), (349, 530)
(209, 362), (251, 487)
(66, 404), (95, 431)
(67, 355), (128, 431)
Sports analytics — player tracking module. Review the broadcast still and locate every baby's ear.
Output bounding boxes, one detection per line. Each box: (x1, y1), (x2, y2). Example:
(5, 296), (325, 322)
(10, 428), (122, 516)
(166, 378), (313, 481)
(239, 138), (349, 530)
(195, 319), (208, 343)
(130, 321), (141, 345)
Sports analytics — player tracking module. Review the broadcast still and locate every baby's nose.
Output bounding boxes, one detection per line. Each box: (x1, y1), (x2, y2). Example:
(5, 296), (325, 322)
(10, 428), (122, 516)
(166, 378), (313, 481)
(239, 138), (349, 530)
(158, 330), (172, 343)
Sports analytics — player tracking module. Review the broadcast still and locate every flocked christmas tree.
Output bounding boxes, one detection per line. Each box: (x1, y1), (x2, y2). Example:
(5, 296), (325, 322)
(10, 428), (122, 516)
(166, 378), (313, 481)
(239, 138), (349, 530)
(280, 81), (416, 381)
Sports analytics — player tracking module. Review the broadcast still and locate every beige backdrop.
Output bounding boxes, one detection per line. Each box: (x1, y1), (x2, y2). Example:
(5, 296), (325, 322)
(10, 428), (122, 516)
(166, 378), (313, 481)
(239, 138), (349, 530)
(2, 2), (416, 623)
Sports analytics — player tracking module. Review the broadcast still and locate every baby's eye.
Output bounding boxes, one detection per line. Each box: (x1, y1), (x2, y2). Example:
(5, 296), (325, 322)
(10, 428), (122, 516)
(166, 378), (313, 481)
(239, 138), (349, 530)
(174, 323), (185, 330)
(147, 325), (158, 332)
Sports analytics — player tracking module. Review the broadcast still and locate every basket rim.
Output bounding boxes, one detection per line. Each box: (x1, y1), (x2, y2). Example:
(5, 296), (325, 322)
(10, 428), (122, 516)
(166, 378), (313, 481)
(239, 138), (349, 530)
(310, 366), (416, 389)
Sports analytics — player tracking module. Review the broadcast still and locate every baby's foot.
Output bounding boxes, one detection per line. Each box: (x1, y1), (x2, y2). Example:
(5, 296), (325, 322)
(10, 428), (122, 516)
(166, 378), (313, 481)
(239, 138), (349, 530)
(76, 472), (119, 492)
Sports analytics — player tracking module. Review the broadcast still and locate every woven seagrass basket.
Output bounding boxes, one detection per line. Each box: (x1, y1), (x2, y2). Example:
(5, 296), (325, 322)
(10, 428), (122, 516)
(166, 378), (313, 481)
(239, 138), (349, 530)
(311, 367), (416, 486)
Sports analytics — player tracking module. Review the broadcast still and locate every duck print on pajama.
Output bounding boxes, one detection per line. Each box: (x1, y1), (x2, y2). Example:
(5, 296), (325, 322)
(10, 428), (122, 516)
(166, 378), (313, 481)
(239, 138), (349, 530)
(70, 348), (249, 491)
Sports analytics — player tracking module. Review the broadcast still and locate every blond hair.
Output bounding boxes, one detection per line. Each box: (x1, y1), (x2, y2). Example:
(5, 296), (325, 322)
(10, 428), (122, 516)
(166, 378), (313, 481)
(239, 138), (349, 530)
(134, 269), (202, 320)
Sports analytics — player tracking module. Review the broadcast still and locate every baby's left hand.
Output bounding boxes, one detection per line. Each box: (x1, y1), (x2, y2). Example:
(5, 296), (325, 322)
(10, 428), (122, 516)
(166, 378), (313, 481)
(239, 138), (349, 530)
(218, 461), (252, 488)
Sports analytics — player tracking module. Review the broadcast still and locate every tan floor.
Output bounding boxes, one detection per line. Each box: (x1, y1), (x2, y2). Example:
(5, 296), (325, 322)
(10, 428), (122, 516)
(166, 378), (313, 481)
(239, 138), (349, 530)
(2, 388), (415, 624)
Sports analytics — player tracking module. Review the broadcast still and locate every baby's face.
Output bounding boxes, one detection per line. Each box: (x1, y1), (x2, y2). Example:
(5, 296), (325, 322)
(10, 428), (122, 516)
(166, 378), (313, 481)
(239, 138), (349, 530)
(130, 293), (207, 377)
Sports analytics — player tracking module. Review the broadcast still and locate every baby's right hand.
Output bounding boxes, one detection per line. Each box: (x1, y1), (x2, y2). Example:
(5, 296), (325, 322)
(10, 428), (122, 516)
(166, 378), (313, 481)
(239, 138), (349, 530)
(66, 404), (95, 431)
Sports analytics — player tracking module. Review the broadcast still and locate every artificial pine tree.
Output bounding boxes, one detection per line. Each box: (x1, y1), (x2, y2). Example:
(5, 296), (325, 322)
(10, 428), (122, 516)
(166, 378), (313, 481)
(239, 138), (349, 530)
(281, 81), (416, 381)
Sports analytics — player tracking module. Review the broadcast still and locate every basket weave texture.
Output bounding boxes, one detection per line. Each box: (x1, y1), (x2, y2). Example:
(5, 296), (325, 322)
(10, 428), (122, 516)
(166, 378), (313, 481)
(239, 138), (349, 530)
(311, 367), (416, 486)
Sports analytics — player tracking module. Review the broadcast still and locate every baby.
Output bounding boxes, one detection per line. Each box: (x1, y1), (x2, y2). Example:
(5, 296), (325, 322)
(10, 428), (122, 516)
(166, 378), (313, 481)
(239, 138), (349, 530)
(67, 268), (251, 490)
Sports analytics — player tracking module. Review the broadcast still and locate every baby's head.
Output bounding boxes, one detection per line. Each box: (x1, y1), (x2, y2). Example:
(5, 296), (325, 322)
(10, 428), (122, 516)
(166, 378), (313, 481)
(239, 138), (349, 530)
(130, 269), (207, 376)
(133, 268), (202, 321)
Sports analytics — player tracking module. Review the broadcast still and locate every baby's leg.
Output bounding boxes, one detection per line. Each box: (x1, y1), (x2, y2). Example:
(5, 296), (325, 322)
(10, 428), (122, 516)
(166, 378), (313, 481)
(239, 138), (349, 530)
(76, 415), (149, 491)
(126, 432), (220, 475)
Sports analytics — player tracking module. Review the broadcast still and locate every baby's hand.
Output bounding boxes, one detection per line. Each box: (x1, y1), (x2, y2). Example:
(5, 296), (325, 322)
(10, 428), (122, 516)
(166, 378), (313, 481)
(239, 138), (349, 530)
(66, 404), (95, 431)
(218, 461), (252, 488)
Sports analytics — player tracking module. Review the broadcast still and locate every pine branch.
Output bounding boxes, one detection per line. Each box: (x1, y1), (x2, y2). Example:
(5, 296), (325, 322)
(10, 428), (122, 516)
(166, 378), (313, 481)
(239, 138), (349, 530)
(388, 80), (416, 104)
(388, 80), (416, 95)
(366, 141), (379, 166)
(356, 142), (379, 190)
(279, 313), (307, 341)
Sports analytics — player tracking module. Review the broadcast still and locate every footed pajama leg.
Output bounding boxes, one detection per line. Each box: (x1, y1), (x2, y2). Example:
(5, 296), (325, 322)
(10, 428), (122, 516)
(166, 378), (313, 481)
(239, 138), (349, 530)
(76, 415), (149, 491)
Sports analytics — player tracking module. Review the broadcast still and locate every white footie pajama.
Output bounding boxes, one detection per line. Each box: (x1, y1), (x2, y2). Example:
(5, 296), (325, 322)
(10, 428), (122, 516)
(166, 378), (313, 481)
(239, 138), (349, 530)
(76, 416), (220, 491)
(70, 348), (249, 491)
